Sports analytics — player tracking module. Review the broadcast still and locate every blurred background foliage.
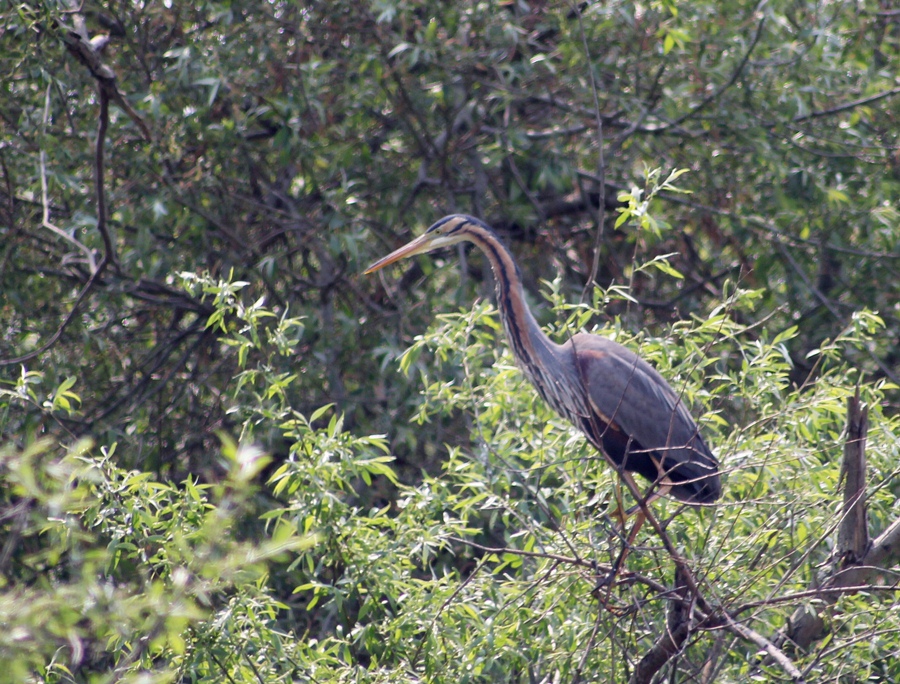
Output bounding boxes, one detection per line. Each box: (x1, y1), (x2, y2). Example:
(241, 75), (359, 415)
(1, 0), (899, 681)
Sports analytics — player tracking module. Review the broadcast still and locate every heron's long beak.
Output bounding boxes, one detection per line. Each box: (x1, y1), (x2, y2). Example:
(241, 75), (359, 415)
(364, 233), (434, 274)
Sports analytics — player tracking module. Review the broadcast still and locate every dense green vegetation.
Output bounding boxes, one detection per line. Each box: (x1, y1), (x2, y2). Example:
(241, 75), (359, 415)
(1, 1), (899, 681)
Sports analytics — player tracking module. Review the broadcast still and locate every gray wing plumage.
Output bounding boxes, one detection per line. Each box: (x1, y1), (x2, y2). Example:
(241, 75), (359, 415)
(562, 333), (721, 504)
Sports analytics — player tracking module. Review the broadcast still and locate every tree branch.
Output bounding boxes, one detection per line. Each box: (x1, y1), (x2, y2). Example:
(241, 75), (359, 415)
(570, 0), (607, 301)
(0, 5), (129, 365)
(94, 85), (119, 272)
(629, 566), (692, 684)
(57, 12), (151, 141)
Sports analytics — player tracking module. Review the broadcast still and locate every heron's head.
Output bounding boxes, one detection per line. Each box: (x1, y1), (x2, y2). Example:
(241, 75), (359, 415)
(364, 214), (481, 274)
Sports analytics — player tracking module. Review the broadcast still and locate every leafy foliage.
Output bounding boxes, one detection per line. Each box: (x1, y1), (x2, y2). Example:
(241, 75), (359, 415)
(3, 269), (899, 681)
(1, 0), (900, 681)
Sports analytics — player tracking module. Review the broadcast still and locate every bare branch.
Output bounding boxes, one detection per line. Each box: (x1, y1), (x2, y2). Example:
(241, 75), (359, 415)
(793, 87), (900, 124)
(726, 616), (805, 682)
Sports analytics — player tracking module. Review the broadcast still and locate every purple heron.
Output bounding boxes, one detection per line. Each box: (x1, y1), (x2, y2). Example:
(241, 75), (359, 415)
(366, 214), (721, 515)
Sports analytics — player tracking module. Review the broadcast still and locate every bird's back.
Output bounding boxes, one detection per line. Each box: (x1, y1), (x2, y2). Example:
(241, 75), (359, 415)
(560, 333), (721, 504)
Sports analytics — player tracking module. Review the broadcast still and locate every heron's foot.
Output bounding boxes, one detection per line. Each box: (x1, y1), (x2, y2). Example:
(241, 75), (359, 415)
(590, 569), (637, 616)
(590, 556), (626, 596)
(591, 569), (617, 592)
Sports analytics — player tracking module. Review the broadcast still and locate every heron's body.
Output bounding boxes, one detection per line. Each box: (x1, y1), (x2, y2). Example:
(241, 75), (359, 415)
(366, 214), (721, 505)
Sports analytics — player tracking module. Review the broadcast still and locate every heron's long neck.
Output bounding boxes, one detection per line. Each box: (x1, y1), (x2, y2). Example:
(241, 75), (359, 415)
(466, 226), (580, 417)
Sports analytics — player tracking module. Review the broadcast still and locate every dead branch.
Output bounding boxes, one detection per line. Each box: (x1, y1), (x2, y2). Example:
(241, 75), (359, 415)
(837, 389), (869, 565)
(619, 480), (805, 682)
(821, 519), (900, 591)
(774, 393), (900, 653)
(39, 84), (97, 273)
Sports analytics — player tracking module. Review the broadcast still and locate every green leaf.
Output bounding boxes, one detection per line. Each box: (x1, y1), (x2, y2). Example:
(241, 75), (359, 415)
(310, 403), (335, 423)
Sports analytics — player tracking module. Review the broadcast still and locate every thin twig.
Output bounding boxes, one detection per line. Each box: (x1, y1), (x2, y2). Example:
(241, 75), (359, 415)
(501, 102), (546, 223)
(664, 12), (766, 130)
(408, 555), (490, 668)
(446, 536), (598, 570)
(732, 582), (900, 615)
(775, 240), (900, 385)
(573, 604), (606, 684)
(570, 1), (607, 302)
(0, 263), (107, 366)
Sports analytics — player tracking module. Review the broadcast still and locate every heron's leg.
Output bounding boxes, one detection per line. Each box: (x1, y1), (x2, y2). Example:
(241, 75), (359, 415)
(610, 458), (675, 577)
(611, 472), (664, 569)
(624, 481), (673, 517)
(608, 478), (629, 529)
(596, 471), (673, 597)
(623, 453), (677, 516)
(614, 480), (673, 566)
(595, 473), (647, 593)
(608, 472), (672, 528)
